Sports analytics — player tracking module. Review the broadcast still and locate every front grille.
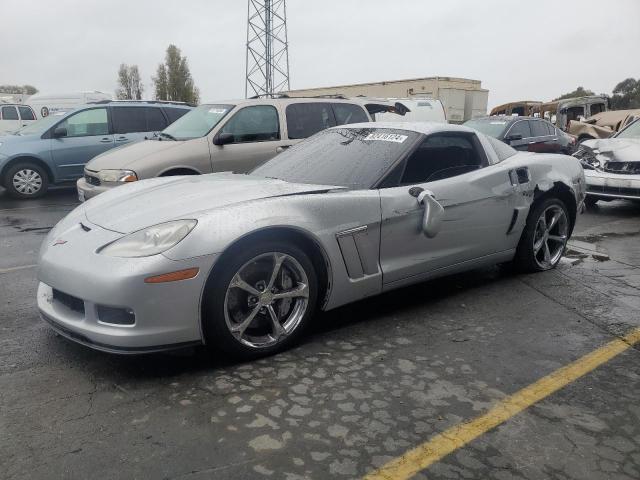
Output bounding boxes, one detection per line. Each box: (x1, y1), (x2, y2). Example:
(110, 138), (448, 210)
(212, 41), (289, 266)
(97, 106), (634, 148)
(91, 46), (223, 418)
(85, 174), (101, 186)
(52, 289), (85, 314)
(587, 184), (640, 198)
(602, 162), (640, 175)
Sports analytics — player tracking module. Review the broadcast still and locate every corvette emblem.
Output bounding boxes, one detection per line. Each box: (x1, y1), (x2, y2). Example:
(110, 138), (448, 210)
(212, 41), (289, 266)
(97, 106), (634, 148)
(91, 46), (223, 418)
(52, 239), (67, 246)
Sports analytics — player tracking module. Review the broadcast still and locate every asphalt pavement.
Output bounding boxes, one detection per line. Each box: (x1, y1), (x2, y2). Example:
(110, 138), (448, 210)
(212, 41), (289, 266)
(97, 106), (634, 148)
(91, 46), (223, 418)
(1, 186), (639, 480)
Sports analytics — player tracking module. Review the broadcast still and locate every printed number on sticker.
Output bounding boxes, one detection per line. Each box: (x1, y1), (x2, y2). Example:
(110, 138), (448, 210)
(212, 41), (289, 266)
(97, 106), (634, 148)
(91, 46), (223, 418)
(363, 133), (408, 143)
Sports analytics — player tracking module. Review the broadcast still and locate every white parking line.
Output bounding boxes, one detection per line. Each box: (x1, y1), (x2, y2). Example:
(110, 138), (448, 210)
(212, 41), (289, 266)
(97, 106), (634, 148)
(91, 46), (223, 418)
(0, 264), (38, 274)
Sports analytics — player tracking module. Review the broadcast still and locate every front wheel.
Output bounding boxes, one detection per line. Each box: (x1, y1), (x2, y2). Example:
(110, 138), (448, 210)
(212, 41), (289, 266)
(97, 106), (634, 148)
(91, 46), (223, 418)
(4, 161), (49, 199)
(202, 241), (318, 359)
(514, 198), (570, 272)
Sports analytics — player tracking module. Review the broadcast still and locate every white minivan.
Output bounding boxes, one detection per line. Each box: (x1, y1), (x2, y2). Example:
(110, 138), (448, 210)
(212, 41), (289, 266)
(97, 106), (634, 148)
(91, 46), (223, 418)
(27, 91), (112, 119)
(0, 104), (37, 134)
(375, 98), (447, 123)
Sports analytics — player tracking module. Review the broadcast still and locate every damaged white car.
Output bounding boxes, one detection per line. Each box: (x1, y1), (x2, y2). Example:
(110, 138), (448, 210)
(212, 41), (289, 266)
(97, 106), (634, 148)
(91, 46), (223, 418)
(574, 118), (640, 206)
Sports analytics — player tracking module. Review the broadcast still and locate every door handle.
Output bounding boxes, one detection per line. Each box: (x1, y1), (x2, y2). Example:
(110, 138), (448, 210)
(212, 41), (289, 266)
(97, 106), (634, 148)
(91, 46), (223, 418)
(100, 138), (112, 143)
(116, 136), (128, 142)
(528, 141), (536, 144)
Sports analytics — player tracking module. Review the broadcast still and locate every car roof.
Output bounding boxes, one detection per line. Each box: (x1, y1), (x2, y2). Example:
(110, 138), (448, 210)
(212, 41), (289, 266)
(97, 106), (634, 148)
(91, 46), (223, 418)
(473, 115), (546, 123)
(331, 121), (477, 136)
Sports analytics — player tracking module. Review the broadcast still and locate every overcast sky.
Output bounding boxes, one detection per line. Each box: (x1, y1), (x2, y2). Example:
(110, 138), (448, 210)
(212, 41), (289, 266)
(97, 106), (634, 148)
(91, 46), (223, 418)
(2, 0), (639, 108)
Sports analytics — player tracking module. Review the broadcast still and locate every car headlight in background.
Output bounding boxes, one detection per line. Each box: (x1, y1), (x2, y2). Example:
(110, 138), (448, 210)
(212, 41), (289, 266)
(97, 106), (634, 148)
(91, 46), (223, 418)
(99, 220), (197, 258)
(97, 169), (138, 183)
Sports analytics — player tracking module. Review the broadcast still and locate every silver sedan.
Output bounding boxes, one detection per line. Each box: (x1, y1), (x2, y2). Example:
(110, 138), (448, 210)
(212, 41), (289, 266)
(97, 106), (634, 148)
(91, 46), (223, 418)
(38, 122), (585, 359)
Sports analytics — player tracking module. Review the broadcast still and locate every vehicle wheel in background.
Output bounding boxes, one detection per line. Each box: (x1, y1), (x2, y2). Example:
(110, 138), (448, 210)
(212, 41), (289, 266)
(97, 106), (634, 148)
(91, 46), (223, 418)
(202, 241), (318, 360)
(514, 197), (570, 272)
(4, 161), (49, 199)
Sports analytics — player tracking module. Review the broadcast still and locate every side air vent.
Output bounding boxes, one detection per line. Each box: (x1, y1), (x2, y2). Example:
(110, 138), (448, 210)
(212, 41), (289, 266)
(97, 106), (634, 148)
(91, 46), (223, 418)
(336, 226), (379, 280)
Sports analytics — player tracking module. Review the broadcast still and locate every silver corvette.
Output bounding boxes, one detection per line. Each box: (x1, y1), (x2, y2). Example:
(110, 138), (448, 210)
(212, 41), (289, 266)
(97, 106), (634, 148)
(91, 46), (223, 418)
(37, 122), (586, 358)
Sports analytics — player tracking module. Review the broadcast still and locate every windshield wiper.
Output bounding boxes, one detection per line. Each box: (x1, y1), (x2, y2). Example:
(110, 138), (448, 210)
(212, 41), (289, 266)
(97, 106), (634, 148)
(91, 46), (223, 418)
(158, 132), (177, 141)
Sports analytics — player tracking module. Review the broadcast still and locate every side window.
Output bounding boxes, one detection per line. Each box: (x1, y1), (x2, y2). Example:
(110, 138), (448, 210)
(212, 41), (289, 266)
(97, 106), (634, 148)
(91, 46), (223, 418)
(508, 120), (531, 139)
(286, 103), (336, 139)
(1, 106), (19, 120)
(220, 105), (280, 143)
(58, 108), (109, 137)
(398, 134), (484, 185)
(146, 107), (167, 131)
(531, 120), (548, 137)
(544, 122), (555, 135)
(164, 107), (189, 125)
(112, 107), (147, 134)
(487, 136), (517, 162)
(332, 103), (369, 126)
(18, 106), (36, 121)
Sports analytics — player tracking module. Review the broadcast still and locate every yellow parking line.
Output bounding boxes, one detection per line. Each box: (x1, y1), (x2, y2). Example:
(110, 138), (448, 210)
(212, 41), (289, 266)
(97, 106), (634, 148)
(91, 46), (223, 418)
(364, 327), (640, 480)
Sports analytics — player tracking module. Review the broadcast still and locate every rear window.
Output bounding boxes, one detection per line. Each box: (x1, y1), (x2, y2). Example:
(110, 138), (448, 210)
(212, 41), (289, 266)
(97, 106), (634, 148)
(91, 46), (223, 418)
(1, 106), (19, 120)
(18, 106), (35, 121)
(332, 103), (369, 126)
(286, 103), (336, 139)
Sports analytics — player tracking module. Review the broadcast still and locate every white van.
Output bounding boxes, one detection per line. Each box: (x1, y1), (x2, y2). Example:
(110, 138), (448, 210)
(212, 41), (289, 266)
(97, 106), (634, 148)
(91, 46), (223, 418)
(27, 91), (112, 119)
(0, 104), (37, 134)
(374, 98), (447, 123)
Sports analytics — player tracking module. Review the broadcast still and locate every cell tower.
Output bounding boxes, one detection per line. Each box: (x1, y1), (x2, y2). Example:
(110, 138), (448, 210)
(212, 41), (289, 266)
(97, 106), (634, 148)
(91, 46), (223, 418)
(245, 0), (290, 98)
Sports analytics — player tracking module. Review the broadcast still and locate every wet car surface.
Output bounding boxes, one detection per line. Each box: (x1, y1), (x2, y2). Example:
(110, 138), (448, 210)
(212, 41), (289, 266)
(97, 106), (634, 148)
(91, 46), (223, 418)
(1, 187), (639, 479)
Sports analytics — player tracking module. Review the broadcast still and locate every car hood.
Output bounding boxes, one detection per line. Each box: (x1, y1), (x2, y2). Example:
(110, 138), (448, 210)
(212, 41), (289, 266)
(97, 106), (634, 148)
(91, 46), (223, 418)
(86, 139), (188, 171)
(84, 173), (342, 233)
(582, 137), (640, 163)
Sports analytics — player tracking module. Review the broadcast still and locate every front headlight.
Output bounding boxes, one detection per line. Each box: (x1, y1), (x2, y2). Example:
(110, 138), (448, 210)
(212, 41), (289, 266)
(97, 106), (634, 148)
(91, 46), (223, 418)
(99, 220), (197, 258)
(97, 169), (138, 183)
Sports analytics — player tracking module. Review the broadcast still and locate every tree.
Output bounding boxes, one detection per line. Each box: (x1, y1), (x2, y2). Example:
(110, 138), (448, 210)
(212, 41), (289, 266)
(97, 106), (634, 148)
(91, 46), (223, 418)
(152, 45), (199, 104)
(553, 86), (595, 101)
(115, 64), (144, 100)
(609, 78), (640, 110)
(0, 84), (38, 95)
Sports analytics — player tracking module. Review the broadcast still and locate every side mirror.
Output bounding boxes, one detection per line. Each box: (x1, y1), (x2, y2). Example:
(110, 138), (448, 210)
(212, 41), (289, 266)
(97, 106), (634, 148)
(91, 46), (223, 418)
(213, 132), (234, 146)
(52, 127), (67, 138)
(505, 133), (522, 143)
(410, 188), (444, 238)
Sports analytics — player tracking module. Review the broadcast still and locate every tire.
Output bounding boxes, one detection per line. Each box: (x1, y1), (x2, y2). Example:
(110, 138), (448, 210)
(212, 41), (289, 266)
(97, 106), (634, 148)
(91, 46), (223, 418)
(584, 196), (599, 208)
(4, 161), (49, 199)
(514, 197), (571, 273)
(202, 240), (318, 360)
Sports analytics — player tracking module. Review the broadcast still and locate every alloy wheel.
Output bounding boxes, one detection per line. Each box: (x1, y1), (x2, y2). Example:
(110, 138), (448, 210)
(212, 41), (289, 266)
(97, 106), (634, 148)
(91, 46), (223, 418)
(532, 204), (568, 270)
(12, 169), (43, 195)
(223, 252), (309, 348)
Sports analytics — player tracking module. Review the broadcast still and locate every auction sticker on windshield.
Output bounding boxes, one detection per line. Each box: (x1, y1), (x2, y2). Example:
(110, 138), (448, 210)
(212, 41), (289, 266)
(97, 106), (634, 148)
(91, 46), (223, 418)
(208, 108), (227, 114)
(364, 133), (408, 143)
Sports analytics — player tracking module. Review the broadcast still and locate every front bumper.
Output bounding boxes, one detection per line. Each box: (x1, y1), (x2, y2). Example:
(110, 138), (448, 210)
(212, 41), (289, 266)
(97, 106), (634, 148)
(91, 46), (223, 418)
(37, 219), (219, 353)
(584, 169), (640, 200)
(76, 177), (119, 202)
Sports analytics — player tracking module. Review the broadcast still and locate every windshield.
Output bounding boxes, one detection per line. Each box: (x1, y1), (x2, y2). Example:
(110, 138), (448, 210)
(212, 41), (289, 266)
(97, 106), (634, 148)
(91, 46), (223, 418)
(616, 119), (640, 139)
(463, 118), (509, 138)
(162, 104), (233, 140)
(252, 127), (419, 189)
(15, 110), (71, 135)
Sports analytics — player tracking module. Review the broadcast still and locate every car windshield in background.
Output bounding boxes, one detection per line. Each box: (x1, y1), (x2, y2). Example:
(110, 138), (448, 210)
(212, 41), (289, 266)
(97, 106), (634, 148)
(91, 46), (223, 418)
(162, 104), (233, 140)
(616, 119), (640, 139)
(463, 118), (508, 138)
(252, 127), (418, 189)
(15, 111), (70, 135)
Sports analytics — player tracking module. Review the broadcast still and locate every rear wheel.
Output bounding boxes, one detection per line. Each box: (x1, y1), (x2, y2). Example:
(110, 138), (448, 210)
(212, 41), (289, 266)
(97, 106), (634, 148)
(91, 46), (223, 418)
(202, 241), (318, 359)
(5, 161), (49, 199)
(514, 197), (570, 272)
